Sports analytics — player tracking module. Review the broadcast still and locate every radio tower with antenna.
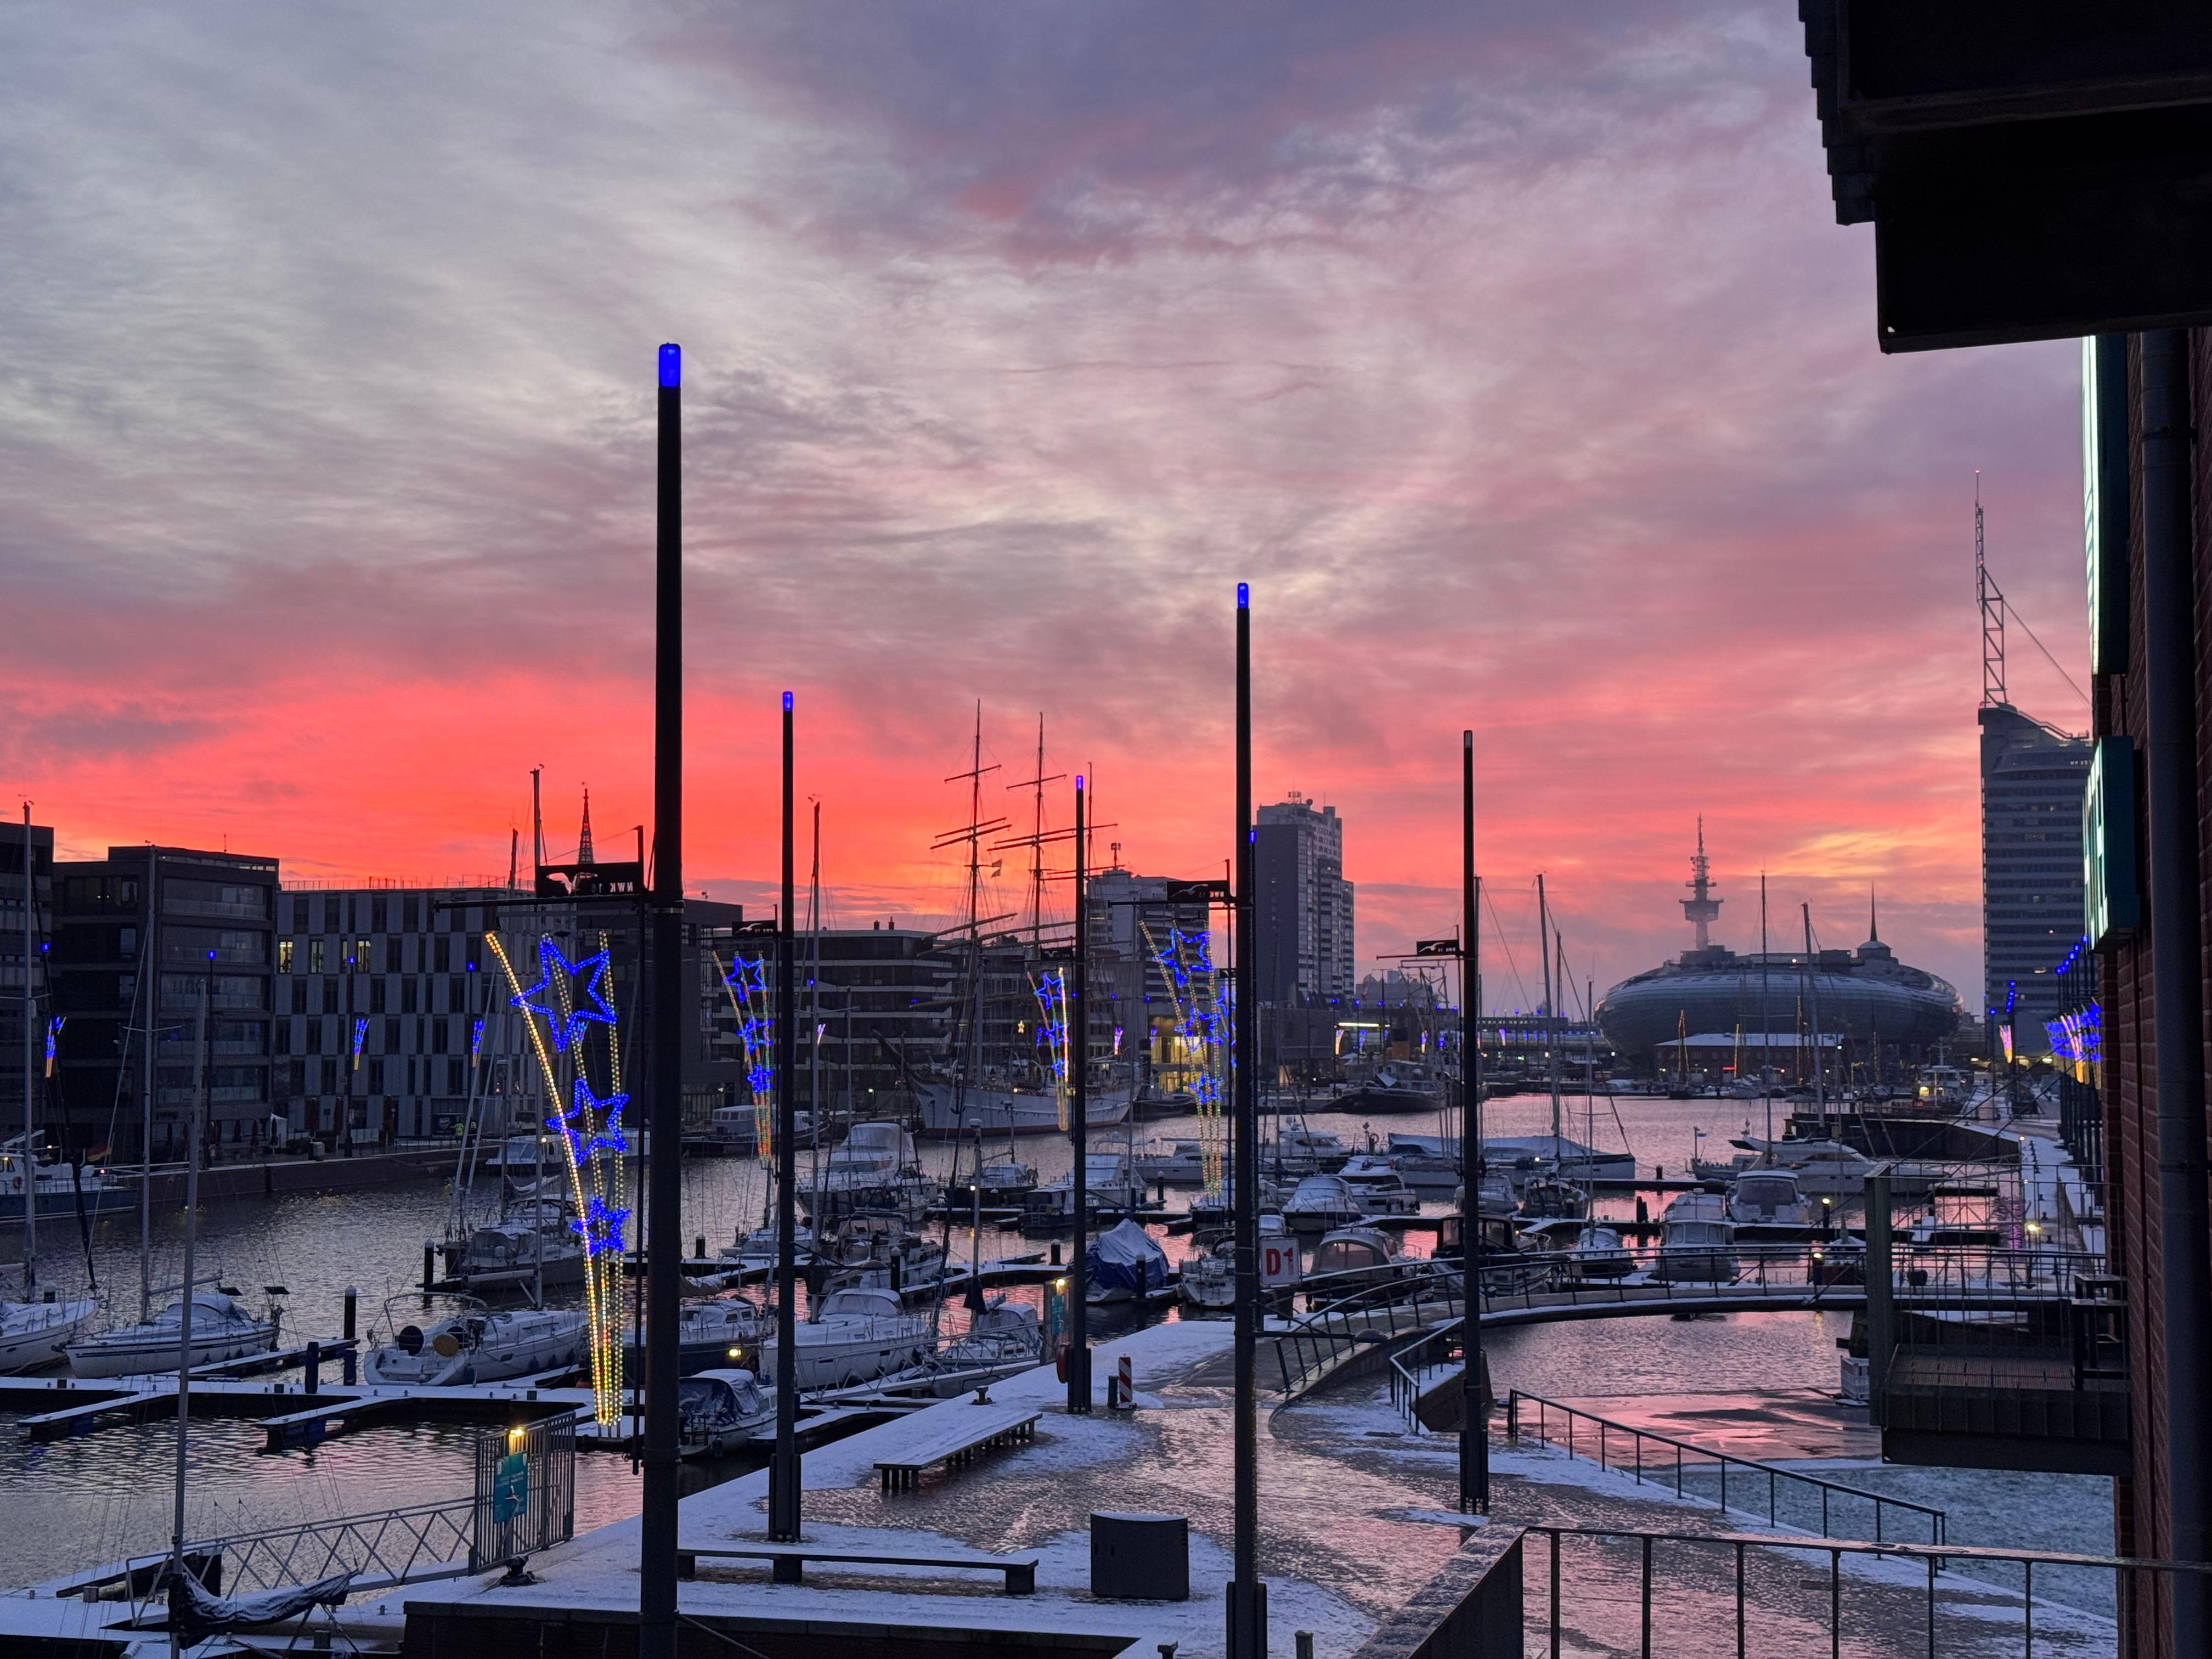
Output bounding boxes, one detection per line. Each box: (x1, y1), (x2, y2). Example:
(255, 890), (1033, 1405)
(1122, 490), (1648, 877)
(1682, 819), (1722, 950)
(1977, 472), (2006, 709)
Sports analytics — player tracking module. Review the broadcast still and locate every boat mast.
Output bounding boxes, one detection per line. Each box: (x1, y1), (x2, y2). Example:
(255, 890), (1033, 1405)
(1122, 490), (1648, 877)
(169, 958), (212, 1649)
(20, 803), (35, 1294)
(1803, 904), (1827, 1129)
(141, 850), (157, 1321)
(1759, 875), (1771, 1165)
(1537, 874), (1560, 1160)
(807, 803), (822, 1217)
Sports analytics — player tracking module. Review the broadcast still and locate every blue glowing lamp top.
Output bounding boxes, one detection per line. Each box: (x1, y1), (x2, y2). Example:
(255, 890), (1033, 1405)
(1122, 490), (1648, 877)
(659, 343), (681, 388)
(782, 690), (793, 711)
(1237, 581), (1249, 608)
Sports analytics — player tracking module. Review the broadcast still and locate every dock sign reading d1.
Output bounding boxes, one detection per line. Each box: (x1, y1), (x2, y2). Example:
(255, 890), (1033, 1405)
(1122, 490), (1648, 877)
(493, 1452), (529, 1522)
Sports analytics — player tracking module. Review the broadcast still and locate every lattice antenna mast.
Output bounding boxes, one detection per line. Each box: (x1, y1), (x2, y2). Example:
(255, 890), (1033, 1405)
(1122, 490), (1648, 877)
(1681, 817), (1722, 949)
(1977, 474), (2005, 708)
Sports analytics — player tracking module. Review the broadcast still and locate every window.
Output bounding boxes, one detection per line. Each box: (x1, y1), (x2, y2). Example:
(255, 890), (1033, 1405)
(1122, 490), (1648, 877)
(385, 1015), (400, 1052)
(371, 895), (387, 932)
(383, 937), (404, 974)
(432, 1018), (449, 1055)
(278, 939), (293, 973)
(447, 1057), (464, 1095)
(305, 1018), (323, 1055)
(434, 936), (450, 973)
(120, 927), (137, 954)
(465, 933), (483, 972)
(321, 979), (339, 1014)
(275, 1021), (291, 1056)
(290, 978), (308, 1014)
(321, 896), (340, 934)
(370, 977), (386, 1014)
(403, 894), (420, 932)
(402, 977), (417, 1014)
(310, 939), (325, 974)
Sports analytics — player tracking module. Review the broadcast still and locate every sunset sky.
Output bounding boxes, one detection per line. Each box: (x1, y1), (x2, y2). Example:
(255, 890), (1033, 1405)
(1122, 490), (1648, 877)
(1, 2), (2094, 1012)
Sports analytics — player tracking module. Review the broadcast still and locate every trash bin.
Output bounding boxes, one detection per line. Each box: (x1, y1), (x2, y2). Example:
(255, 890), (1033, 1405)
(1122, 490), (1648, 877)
(1091, 1511), (1189, 1601)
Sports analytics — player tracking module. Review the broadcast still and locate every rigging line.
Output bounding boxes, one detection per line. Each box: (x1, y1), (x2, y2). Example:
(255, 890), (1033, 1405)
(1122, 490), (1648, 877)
(2001, 597), (2092, 709)
(1479, 882), (1531, 1013)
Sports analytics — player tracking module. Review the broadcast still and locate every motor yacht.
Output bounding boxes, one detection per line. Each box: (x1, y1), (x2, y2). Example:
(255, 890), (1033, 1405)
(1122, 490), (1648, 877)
(1133, 1140), (1208, 1186)
(676, 1368), (775, 1454)
(1334, 1154), (1421, 1216)
(1383, 1133), (1463, 1196)
(1652, 1192), (1739, 1284)
(361, 1299), (588, 1387)
(1308, 1223), (1401, 1289)
(1726, 1169), (1815, 1227)
(1282, 1173), (1366, 1232)
(1023, 1152), (1147, 1223)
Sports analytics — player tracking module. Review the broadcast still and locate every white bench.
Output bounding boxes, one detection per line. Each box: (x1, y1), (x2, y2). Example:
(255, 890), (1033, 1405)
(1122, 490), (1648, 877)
(872, 1403), (1041, 1493)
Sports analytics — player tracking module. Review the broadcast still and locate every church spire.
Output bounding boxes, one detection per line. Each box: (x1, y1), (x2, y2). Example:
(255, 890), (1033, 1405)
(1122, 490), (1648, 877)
(1869, 884), (1878, 944)
(578, 786), (595, 866)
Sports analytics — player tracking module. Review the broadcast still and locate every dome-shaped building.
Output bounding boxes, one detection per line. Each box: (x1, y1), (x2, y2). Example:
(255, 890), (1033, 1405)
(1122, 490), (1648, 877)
(1596, 938), (1962, 1061)
(1594, 833), (1962, 1063)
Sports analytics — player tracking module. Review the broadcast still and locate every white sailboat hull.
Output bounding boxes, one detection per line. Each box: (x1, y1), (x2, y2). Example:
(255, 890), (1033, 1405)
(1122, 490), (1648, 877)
(915, 1083), (1133, 1139)
(0, 1299), (100, 1372)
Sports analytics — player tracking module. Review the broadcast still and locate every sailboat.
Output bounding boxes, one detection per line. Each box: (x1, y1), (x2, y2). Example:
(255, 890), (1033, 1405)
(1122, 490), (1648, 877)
(3, 828), (98, 1368)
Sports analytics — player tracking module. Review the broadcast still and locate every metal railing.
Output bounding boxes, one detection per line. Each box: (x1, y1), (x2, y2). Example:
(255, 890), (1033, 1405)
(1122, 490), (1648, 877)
(78, 1497), (478, 1627)
(1284, 1245), (2103, 1406)
(1526, 1525), (2190, 1658)
(1508, 1391), (1945, 1547)
(1276, 1276), (1464, 1399)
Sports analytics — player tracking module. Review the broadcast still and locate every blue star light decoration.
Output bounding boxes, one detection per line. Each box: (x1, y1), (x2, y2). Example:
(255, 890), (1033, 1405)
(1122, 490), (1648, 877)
(570, 1196), (631, 1257)
(725, 953), (775, 1097)
(556, 1077), (630, 1162)
(514, 938), (618, 1053)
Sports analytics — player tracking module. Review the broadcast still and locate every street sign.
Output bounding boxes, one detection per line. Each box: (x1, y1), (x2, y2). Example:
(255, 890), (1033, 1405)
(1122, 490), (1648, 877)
(1413, 938), (1460, 957)
(1260, 1238), (1301, 1288)
(492, 1452), (529, 1523)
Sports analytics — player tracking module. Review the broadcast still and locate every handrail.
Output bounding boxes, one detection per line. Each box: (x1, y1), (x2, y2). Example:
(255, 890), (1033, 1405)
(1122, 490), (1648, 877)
(50, 1496), (479, 1626)
(1508, 1390), (1945, 1547)
(1277, 1242), (2106, 1407)
(1527, 1523), (2194, 1659)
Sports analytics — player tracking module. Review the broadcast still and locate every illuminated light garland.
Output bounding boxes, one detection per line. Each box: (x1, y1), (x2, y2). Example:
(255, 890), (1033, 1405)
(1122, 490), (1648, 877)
(557, 1077), (630, 1160)
(571, 1195), (631, 1256)
(720, 951), (776, 1162)
(1142, 922), (1229, 1196)
(351, 1017), (369, 1066)
(1032, 970), (1072, 1131)
(487, 929), (625, 1425)
(44, 1018), (61, 1077)
(470, 1018), (486, 1059)
(511, 938), (618, 1052)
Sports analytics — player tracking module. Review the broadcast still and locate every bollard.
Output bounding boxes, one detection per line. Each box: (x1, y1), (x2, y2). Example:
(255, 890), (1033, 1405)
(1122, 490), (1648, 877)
(342, 1286), (357, 1341)
(695, 1235), (706, 1260)
(422, 1243), (435, 1290)
(304, 1340), (320, 1397)
(1296, 1632), (1314, 1659)
(1635, 1197), (1648, 1227)
(1118, 1352), (1133, 1407)
(1051, 1240), (1063, 1266)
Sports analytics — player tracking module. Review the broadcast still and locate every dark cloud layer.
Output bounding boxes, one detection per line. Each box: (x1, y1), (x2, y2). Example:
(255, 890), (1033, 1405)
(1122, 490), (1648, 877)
(0, 1), (2090, 1001)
